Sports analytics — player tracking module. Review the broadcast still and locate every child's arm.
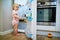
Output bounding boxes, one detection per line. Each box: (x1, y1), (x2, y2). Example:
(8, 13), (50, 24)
(12, 12), (19, 19)
(14, 13), (20, 19)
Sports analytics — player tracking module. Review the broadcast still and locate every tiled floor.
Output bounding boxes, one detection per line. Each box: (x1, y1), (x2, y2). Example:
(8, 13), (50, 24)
(37, 35), (60, 40)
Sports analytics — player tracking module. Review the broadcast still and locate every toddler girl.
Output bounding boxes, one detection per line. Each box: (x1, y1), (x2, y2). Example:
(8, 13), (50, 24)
(12, 4), (20, 36)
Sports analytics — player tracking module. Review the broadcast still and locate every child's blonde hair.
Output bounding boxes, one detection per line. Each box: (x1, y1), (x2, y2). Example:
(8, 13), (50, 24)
(12, 4), (19, 10)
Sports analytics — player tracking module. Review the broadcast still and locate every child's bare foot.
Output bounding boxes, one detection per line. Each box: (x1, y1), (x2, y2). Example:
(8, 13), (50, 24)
(13, 33), (20, 36)
(15, 33), (20, 36)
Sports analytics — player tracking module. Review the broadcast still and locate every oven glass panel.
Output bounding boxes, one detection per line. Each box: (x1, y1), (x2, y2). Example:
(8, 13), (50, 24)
(37, 7), (56, 26)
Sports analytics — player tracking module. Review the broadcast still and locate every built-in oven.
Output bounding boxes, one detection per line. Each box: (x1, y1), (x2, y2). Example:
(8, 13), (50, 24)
(37, 0), (56, 26)
(37, 7), (56, 26)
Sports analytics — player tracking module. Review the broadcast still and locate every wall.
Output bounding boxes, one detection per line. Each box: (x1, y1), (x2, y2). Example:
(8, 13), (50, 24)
(0, 0), (3, 32)
(0, 0), (13, 34)
(2, 0), (13, 32)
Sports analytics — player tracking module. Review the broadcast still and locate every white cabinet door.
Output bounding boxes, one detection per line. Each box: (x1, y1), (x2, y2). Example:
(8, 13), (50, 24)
(56, 0), (60, 31)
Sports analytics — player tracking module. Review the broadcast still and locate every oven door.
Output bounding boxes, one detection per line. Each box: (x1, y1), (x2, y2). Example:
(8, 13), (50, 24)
(37, 7), (56, 26)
